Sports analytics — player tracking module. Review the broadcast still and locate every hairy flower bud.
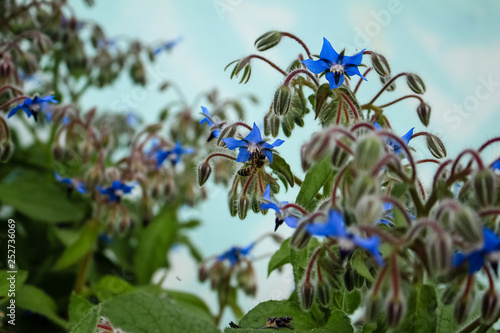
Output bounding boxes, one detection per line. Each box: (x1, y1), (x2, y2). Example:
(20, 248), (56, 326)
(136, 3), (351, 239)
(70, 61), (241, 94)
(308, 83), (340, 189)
(365, 293), (382, 322)
(371, 53), (391, 77)
(197, 161), (212, 186)
(343, 268), (355, 292)
(482, 290), (498, 323)
(427, 234), (453, 275)
(387, 296), (405, 328)
(350, 174), (377, 207)
(417, 102), (431, 127)
(331, 145), (350, 169)
(406, 73), (426, 94)
(254, 31), (282, 51)
(238, 195), (250, 220)
(355, 195), (383, 226)
(251, 193), (262, 213)
(273, 85), (293, 116)
(355, 136), (383, 171)
(271, 114), (280, 138)
(453, 206), (483, 246)
(309, 133), (331, 162)
(228, 192), (238, 217)
(264, 111), (272, 136)
(426, 134), (447, 159)
(291, 222), (312, 249)
(198, 265), (208, 282)
(454, 294), (472, 325)
(353, 269), (365, 289)
(300, 280), (315, 310)
(473, 169), (497, 207)
(301, 144), (311, 172)
(317, 279), (330, 306)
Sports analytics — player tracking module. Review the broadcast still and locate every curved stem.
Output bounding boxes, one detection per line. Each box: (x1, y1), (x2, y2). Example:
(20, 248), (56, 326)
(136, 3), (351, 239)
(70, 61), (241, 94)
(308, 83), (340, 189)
(282, 203), (308, 215)
(248, 54), (287, 76)
(205, 153), (237, 163)
(284, 68), (319, 86)
(354, 68), (372, 94)
(380, 196), (412, 226)
(367, 72), (407, 105)
(280, 32), (312, 59)
(0, 95), (28, 111)
(305, 248), (322, 283)
(378, 94), (424, 108)
(233, 121), (253, 131)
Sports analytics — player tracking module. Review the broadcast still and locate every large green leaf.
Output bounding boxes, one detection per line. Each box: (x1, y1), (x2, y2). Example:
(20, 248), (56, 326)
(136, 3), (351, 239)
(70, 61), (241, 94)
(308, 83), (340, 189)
(54, 221), (100, 270)
(332, 290), (362, 315)
(17, 284), (68, 328)
(270, 154), (295, 188)
(267, 238), (291, 277)
(94, 274), (135, 302)
(395, 284), (437, 333)
(296, 158), (333, 211)
(0, 168), (87, 223)
(317, 310), (353, 333)
(71, 292), (220, 333)
(134, 205), (178, 284)
(68, 292), (93, 329)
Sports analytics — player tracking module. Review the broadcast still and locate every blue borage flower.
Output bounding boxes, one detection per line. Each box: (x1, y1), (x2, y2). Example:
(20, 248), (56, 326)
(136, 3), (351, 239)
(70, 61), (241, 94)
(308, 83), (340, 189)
(217, 242), (255, 266)
(222, 123), (284, 163)
(492, 159), (500, 172)
(156, 142), (194, 167)
(260, 185), (299, 231)
(306, 209), (385, 266)
(55, 172), (86, 194)
(199, 106), (222, 140)
(97, 180), (135, 203)
(153, 36), (183, 56)
(302, 38), (366, 90)
(374, 122), (414, 155)
(8, 95), (58, 122)
(454, 228), (500, 274)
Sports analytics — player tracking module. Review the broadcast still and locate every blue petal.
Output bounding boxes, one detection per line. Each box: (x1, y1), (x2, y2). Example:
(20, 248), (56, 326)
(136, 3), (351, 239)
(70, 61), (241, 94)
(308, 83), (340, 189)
(156, 150), (170, 167)
(241, 242), (255, 255)
(261, 202), (280, 212)
(492, 159), (500, 171)
(263, 149), (274, 164)
(344, 65), (367, 80)
(284, 216), (299, 229)
(121, 183), (135, 194)
(306, 222), (332, 237)
(236, 148), (251, 162)
(319, 38), (339, 63)
(453, 252), (466, 267)
(382, 202), (393, 211)
(325, 72), (344, 89)
(222, 137), (247, 150)
(244, 123), (263, 144)
(75, 183), (86, 194)
(213, 129), (221, 138)
(467, 252), (485, 274)
(8, 106), (21, 118)
(378, 219), (392, 226)
(270, 139), (285, 148)
(373, 122), (382, 130)
(302, 59), (329, 74)
(482, 228), (500, 252)
(263, 184), (271, 200)
(111, 181), (123, 189)
(400, 127), (415, 145)
(326, 210), (348, 237)
(353, 236), (385, 266)
(342, 49), (365, 66)
(200, 118), (213, 126)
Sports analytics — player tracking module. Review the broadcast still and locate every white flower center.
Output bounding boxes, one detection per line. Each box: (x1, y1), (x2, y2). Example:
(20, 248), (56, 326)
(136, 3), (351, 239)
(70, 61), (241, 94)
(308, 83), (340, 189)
(330, 64), (344, 74)
(247, 144), (259, 154)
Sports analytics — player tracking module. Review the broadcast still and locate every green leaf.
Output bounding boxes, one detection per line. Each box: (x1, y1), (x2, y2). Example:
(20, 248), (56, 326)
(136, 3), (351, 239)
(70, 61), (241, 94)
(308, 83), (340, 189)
(332, 290), (361, 314)
(315, 83), (334, 119)
(71, 292), (220, 333)
(238, 300), (316, 330)
(68, 292), (93, 329)
(318, 310), (353, 333)
(134, 205), (179, 284)
(0, 270), (28, 299)
(351, 250), (375, 282)
(228, 287), (244, 319)
(94, 274), (135, 302)
(395, 284), (437, 333)
(17, 284), (68, 328)
(54, 221), (100, 270)
(270, 154), (295, 188)
(268, 238), (291, 277)
(296, 158), (333, 210)
(290, 238), (320, 288)
(0, 168), (87, 223)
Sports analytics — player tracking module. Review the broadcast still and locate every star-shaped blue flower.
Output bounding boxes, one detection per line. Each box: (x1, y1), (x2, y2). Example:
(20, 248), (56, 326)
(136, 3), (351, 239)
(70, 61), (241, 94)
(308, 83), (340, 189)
(200, 106), (222, 140)
(8, 95), (58, 122)
(153, 36), (183, 56)
(55, 172), (86, 194)
(156, 142), (194, 167)
(222, 123), (284, 164)
(260, 185), (299, 231)
(374, 122), (414, 155)
(454, 227), (500, 274)
(306, 209), (385, 265)
(217, 242), (255, 266)
(97, 180), (135, 203)
(302, 38), (366, 90)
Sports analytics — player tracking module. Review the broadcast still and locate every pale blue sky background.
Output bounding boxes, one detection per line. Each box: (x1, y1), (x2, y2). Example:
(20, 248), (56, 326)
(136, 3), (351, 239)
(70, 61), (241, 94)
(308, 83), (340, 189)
(70, 0), (500, 325)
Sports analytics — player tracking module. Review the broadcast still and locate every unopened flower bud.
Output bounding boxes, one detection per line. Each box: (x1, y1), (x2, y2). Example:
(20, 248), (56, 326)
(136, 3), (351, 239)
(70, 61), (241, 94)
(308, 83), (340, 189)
(291, 222), (312, 249)
(442, 284), (460, 305)
(198, 265), (208, 282)
(355, 195), (383, 226)
(426, 134), (447, 159)
(309, 133), (331, 162)
(264, 111), (272, 136)
(350, 175), (377, 207)
(365, 293), (382, 322)
(454, 294), (472, 325)
(453, 206), (483, 246)
(301, 145), (311, 172)
(238, 195), (249, 220)
(53, 145), (64, 161)
(355, 136), (383, 171)
(251, 194), (261, 213)
(317, 279), (330, 306)
(406, 73), (426, 94)
(197, 161), (212, 186)
(281, 114), (293, 137)
(300, 280), (315, 310)
(417, 102), (431, 127)
(371, 53), (391, 77)
(254, 31), (282, 51)
(343, 268), (355, 292)
(271, 114), (280, 138)
(273, 85), (293, 116)
(473, 169), (497, 207)
(1, 141), (13, 163)
(353, 270), (365, 289)
(427, 234), (453, 275)
(387, 296), (405, 327)
(331, 145), (350, 169)
(482, 290), (498, 323)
